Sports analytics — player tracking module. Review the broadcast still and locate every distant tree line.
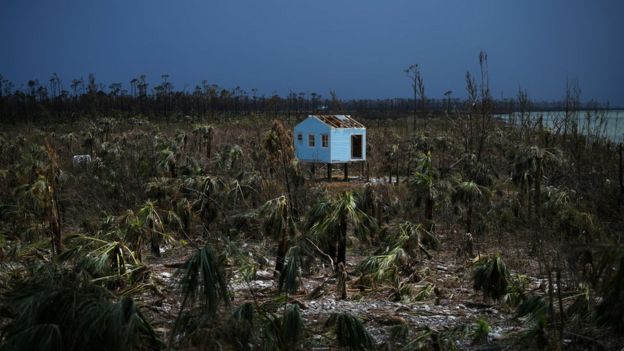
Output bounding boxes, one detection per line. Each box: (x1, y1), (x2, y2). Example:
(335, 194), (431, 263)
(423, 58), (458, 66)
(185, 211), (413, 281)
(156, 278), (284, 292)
(0, 72), (612, 123)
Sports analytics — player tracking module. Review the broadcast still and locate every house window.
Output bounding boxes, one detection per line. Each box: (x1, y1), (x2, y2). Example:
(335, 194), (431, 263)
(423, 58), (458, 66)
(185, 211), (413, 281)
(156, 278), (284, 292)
(321, 134), (329, 148)
(297, 133), (303, 143)
(308, 134), (315, 147)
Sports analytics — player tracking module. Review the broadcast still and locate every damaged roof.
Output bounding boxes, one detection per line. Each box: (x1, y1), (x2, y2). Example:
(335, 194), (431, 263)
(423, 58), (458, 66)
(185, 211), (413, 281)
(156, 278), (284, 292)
(312, 115), (365, 129)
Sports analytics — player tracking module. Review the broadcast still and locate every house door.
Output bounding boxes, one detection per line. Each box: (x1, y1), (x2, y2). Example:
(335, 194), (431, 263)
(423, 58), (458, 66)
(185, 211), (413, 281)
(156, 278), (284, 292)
(351, 135), (363, 159)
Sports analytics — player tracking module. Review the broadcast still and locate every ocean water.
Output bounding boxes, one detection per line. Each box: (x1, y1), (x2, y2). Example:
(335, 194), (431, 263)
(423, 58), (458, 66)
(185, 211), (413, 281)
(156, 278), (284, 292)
(497, 110), (624, 143)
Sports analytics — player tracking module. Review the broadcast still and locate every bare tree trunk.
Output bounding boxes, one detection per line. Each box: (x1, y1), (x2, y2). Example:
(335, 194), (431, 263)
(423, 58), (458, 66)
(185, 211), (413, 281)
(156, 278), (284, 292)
(50, 195), (63, 255)
(547, 267), (556, 336)
(360, 162), (364, 181)
(337, 216), (347, 268)
(337, 262), (348, 300)
(477, 112), (488, 162)
(275, 230), (288, 274)
(527, 178), (533, 221)
(466, 203), (473, 234)
(395, 159), (400, 185)
(206, 129), (213, 159)
(183, 213), (191, 238)
(150, 230), (161, 257)
(328, 237), (338, 266)
(619, 143), (623, 203)
(535, 157), (543, 222)
(327, 163), (332, 182)
(556, 266), (565, 343)
(45, 140), (63, 255)
(413, 90), (417, 133)
(425, 195), (433, 221)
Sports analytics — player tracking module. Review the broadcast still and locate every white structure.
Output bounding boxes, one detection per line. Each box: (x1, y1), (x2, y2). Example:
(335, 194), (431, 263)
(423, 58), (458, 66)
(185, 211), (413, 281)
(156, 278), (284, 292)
(293, 115), (366, 164)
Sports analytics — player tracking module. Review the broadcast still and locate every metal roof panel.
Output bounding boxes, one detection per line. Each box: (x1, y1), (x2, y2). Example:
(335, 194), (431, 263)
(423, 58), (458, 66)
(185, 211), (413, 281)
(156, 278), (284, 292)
(311, 114), (365, 128)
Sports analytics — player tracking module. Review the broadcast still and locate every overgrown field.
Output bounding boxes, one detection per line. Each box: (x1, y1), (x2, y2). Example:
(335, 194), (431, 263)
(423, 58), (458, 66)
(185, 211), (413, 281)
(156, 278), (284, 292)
(0, 111), (623, 350)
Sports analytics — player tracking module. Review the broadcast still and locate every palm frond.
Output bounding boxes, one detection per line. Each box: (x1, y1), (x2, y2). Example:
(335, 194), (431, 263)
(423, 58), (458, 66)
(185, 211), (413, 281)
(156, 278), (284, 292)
(471, 319), (491, 344)
(356, 247), (408, 283)
(170, 243), (230, 345)
(503, 274), (529, 308)
(310, 191), (376, 244)
(566, 286), (592, 321)
(304, 195), (332, 230)
(176, 243), (229, 316)
(453, 181), (483, 204)
(412, 283), (435, 302)
(596, 254), (624, 331)
(1, 276), (162, 351)
(473, 254), (510, 300)
(516, 295), (548, 326)
(326, 313), (374, 350)
(232, 302), (255, 324)
(259, 196), (289, 241)
(279, 246), (302, 294)
(353, 184), (379, 216)
(282, 304), (304, 348)
(0, 324), (62, 351)
(388, 324), (409, 344)
(401, 328), (433, 351)
(398, 221), (439, 253)
(60, 233), (140, 281)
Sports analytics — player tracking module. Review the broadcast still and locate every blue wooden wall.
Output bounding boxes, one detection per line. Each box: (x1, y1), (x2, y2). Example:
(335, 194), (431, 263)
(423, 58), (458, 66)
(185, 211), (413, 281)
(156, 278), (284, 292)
(330, 127), (366, 162)
(294, 117), (331, 163)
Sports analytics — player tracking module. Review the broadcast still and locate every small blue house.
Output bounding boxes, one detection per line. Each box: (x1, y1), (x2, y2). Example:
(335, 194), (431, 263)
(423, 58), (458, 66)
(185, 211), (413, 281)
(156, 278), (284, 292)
(293, 115), (366, 164)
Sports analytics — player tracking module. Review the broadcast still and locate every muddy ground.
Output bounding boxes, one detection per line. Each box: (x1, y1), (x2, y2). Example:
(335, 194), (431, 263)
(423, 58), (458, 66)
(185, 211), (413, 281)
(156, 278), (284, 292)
(138, 231), (549, 350)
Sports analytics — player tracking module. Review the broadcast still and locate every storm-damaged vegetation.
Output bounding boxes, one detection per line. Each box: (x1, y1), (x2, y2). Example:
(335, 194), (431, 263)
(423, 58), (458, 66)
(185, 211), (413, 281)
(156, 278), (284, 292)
(0, 57), (623, 350)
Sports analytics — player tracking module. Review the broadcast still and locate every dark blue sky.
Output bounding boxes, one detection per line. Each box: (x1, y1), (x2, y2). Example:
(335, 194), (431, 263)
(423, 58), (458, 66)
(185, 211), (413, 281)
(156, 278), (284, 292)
(1, 0), (623, 105)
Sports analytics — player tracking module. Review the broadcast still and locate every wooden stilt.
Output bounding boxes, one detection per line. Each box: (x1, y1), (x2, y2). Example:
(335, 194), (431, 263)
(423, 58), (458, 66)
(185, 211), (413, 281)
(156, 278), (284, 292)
(344, 163), (349, 180)
(311, 163), (316, 180)
(360, 162), (364, 180)
(327, 163), (332, 182)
